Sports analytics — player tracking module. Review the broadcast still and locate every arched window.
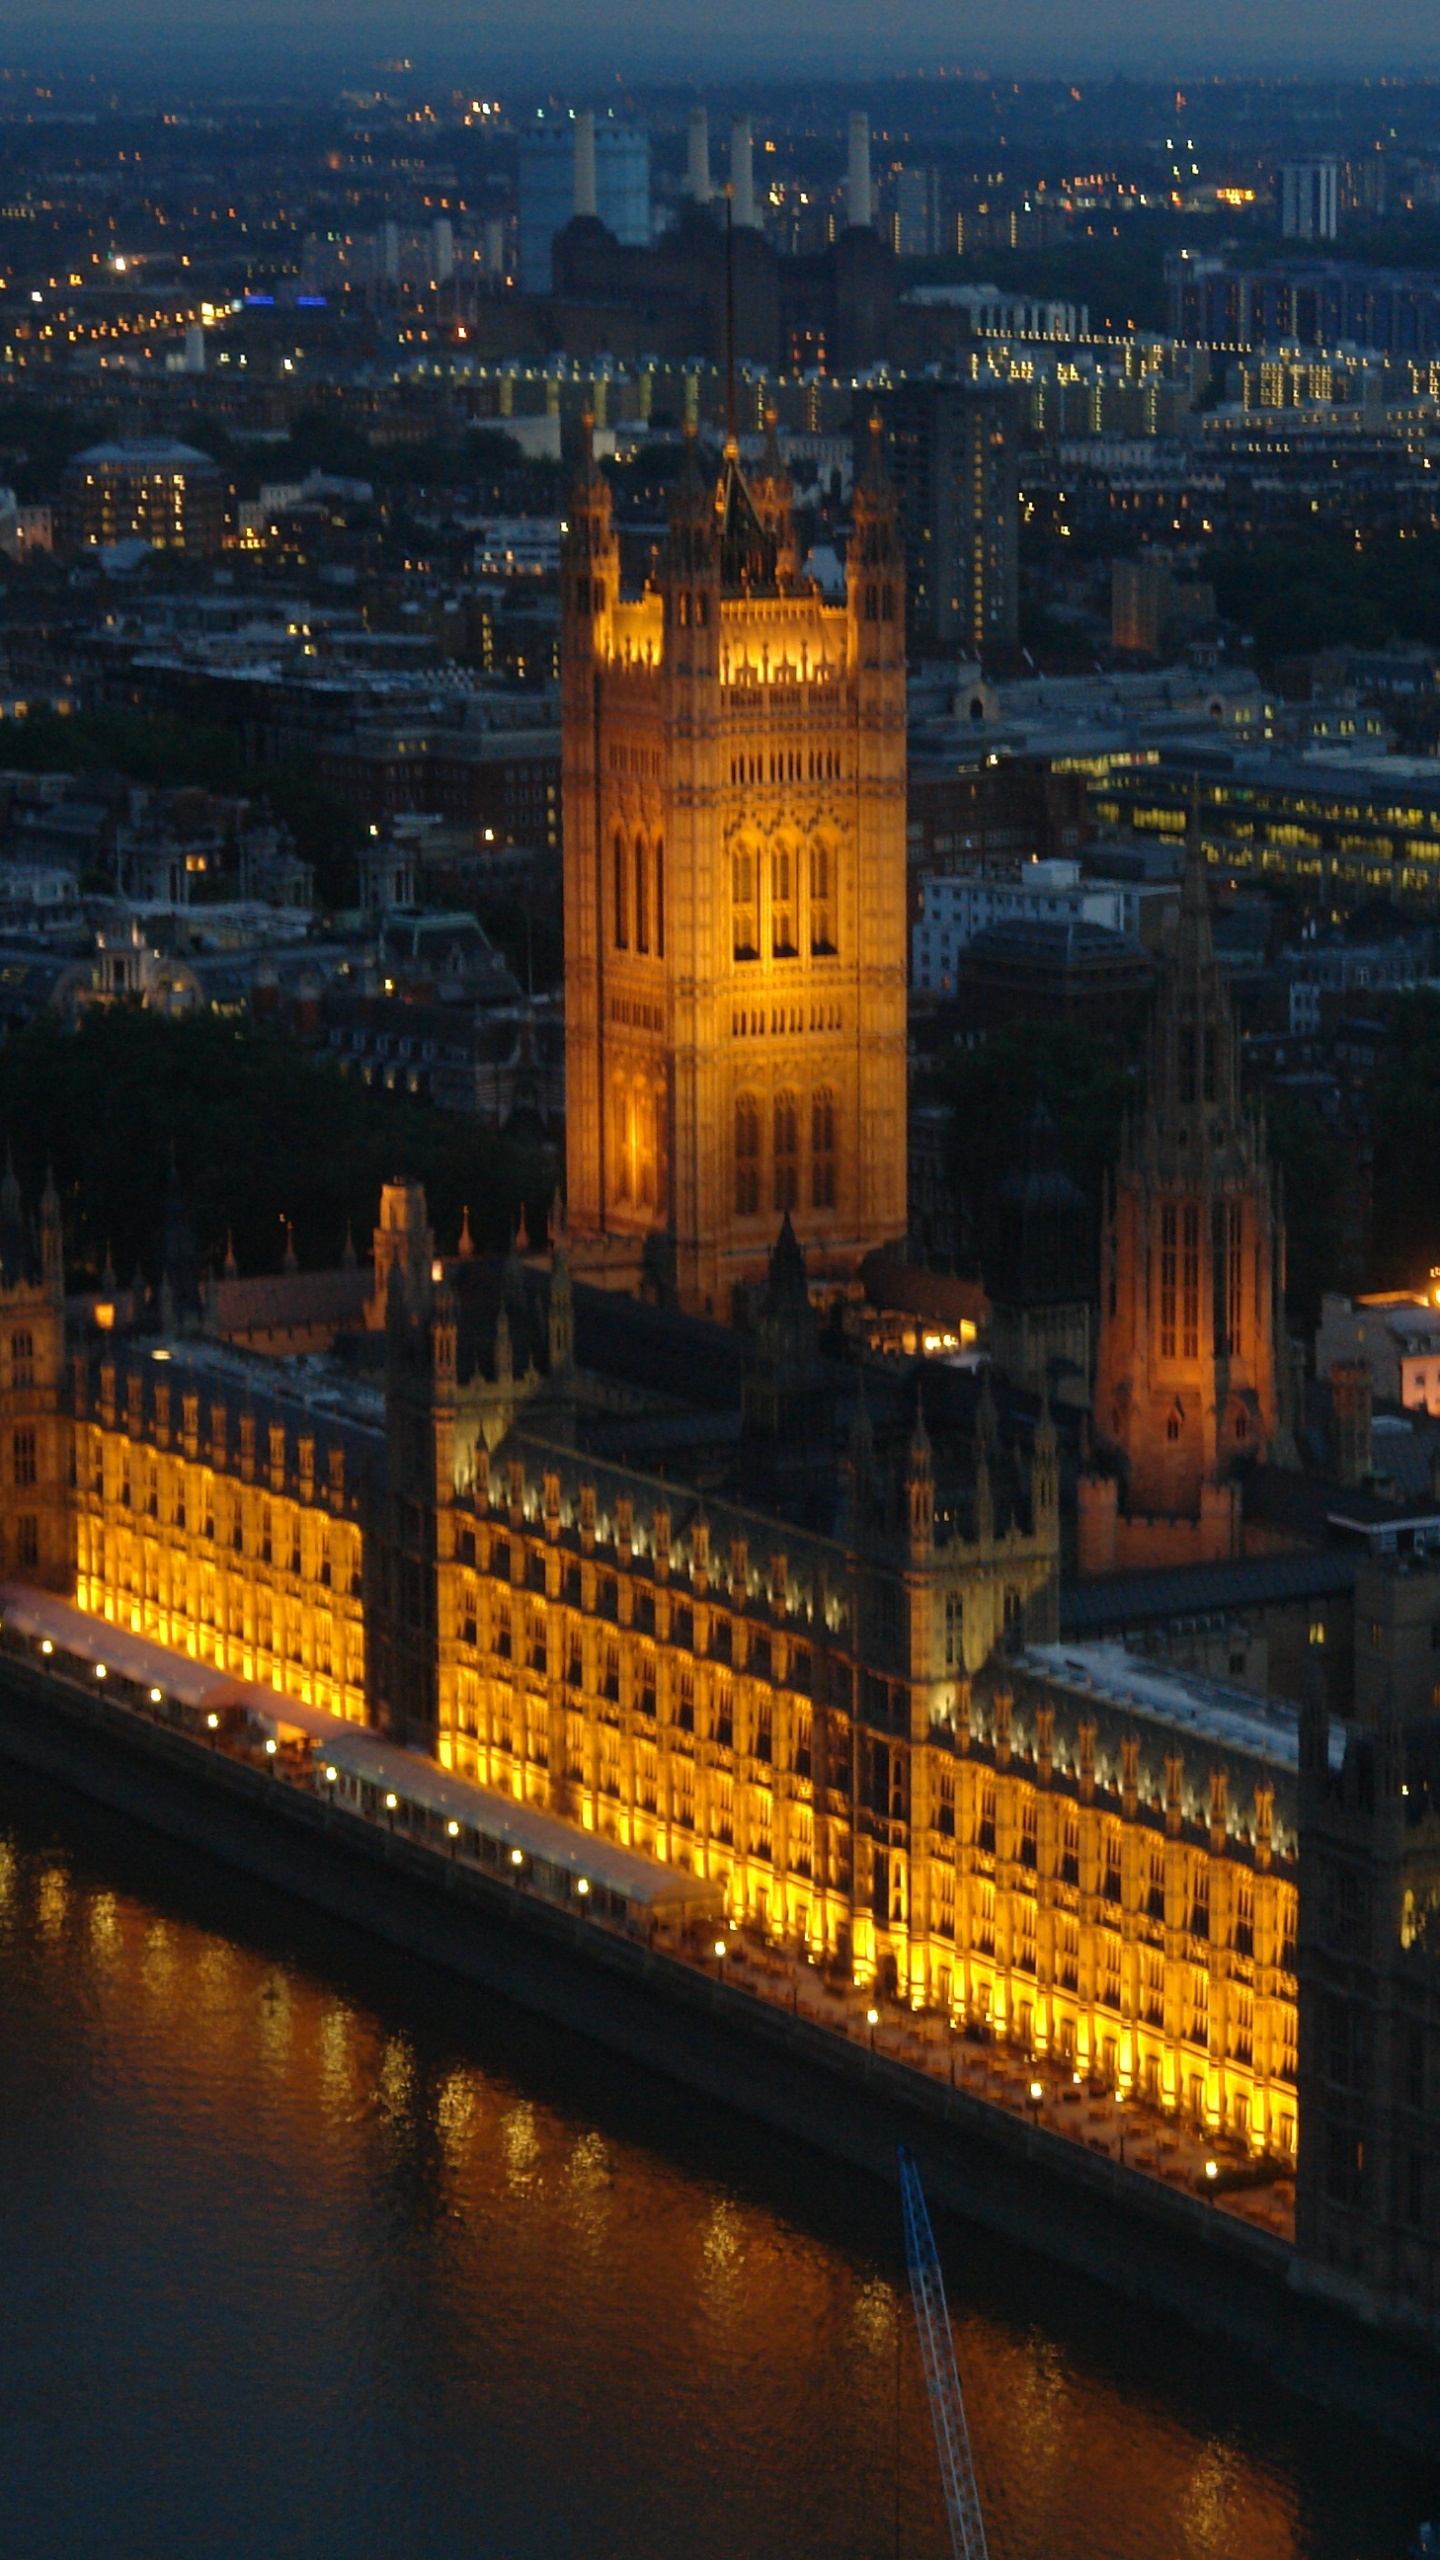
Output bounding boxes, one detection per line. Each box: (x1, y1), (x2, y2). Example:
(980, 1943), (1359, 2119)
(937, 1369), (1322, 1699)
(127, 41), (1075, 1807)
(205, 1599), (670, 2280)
(811, 1090), (836, 1208)
(732, 847), (758, 960)
(654, 836), (664, 957)
(735, 1095), (760, 1215)
(809, 840), (836, 954)
(772, 846), (796, 957)
(612, 1080), (632, 1205)
(631, 1080), (654, 1209)
(773, 1092), (799, 1213)
(634, 834), (649, 954)
(10, 1329), (33, 1386)
(613, 829), (628, 949)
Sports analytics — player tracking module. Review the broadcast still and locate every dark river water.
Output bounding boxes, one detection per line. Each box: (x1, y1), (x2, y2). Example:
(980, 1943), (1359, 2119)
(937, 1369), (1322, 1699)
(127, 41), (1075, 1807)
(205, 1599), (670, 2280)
(0, 1757), (1432, 2560)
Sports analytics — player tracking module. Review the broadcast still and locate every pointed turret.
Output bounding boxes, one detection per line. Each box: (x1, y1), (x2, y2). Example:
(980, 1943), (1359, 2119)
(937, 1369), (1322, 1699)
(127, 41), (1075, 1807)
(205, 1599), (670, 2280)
(905, 1394), (935, 1558)
(0, 1143), (31, 1287)
(1146, 786), (1243, 1173)
(458, 1204), (475, 1262)
(561, 407), (619, 649)
(548, 1233), (574, 1376)
(848, 412), (904, 674)
(749, 407), (798, 586)
(39, 1163), (61, 1296)
(716, 434), (778, 594)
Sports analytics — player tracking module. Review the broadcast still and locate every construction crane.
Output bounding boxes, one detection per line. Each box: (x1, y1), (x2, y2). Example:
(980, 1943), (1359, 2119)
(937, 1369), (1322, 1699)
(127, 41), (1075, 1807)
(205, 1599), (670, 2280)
(898, 2145), (991, 2560)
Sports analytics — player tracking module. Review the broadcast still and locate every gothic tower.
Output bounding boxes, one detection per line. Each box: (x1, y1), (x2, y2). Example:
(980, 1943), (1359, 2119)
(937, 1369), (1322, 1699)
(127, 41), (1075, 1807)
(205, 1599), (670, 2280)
(1080, 818), (1286, 1572)
(0, 1160), (68, 1589)
(561, 415), (908, 1317)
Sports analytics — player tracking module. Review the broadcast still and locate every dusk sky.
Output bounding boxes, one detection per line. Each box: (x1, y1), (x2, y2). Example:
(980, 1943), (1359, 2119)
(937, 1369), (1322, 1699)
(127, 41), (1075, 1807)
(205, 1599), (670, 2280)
(13, 0), (1440, 75)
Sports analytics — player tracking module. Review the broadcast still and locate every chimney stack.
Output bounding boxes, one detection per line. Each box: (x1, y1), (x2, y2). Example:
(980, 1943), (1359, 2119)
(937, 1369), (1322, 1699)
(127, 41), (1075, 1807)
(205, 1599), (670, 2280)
(1331, 1361), (1373, 1488)
(730, 115), (756, 227)
(687, 105), (712, 204)
(574, 109), (598, 220)
(847, 110), (872, 229)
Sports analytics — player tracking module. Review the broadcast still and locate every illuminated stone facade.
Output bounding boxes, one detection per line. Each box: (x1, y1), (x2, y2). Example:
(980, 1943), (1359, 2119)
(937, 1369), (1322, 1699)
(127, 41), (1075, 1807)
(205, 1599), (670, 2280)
(0, 1165), (69, 1591)
(0, 1166), (1297, 2157)
(1081, 829), (1287, 1572)
(71, 1348), (369, 1726)
(561, 420), (908, 1316)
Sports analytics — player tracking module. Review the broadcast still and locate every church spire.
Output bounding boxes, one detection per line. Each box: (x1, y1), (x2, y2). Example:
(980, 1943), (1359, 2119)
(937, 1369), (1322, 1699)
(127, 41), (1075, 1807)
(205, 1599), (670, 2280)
(1146, 785), (1242, 1170)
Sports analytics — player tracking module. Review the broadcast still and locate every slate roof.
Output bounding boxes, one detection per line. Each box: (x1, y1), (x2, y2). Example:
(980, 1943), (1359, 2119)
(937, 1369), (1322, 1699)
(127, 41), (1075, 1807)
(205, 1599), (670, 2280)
(1061, 1547), (1357, 1637)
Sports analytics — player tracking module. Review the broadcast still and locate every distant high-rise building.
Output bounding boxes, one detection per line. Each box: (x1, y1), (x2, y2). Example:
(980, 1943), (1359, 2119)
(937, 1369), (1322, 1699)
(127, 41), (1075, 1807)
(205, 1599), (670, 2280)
(518, 122), (652, 294)
(1279, 160), (1339, 242)
(868, 382), (1018, 658)
(846, 112), (872, 230)
(894, 166), (941, 258)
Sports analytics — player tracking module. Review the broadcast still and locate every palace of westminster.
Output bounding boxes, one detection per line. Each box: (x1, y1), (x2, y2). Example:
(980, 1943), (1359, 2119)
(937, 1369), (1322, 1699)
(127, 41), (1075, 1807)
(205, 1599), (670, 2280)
(0, 421), (1434, 2333)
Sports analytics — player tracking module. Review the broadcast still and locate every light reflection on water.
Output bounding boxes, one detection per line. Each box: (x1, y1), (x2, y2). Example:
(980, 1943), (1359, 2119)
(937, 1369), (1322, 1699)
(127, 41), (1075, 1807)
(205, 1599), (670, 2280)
(0, 1763), (1430, 2560)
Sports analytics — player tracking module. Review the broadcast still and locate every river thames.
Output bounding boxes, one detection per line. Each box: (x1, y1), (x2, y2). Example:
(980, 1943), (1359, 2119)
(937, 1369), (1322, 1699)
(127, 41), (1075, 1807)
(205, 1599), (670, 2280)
(0, 1758), (1432, 2560)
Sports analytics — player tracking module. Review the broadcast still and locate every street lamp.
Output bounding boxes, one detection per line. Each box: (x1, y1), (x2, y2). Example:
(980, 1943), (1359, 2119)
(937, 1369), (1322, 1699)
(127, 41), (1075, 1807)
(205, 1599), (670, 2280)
(867, 2005), (879, 2050)
(1029, 2078), (1044, 2123)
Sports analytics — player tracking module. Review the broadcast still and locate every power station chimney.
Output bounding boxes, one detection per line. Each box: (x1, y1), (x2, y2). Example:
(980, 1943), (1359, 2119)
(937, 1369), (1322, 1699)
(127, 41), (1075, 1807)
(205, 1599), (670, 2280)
(574, 109), (598, 220)
(687, 105), (712, 204)
(847, 110), (872, 229)
(731, 115), (756, 227)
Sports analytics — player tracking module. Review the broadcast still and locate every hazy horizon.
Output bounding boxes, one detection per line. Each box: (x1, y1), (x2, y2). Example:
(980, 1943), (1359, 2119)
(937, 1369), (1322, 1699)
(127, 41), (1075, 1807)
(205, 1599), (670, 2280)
(8, 1), (1440, 86)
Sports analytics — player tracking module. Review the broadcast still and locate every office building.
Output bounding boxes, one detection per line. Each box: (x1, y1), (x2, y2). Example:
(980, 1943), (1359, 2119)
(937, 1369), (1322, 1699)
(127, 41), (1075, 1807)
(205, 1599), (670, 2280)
(869, 383), (1018, 658)
(1279, 161), (1339, 243)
